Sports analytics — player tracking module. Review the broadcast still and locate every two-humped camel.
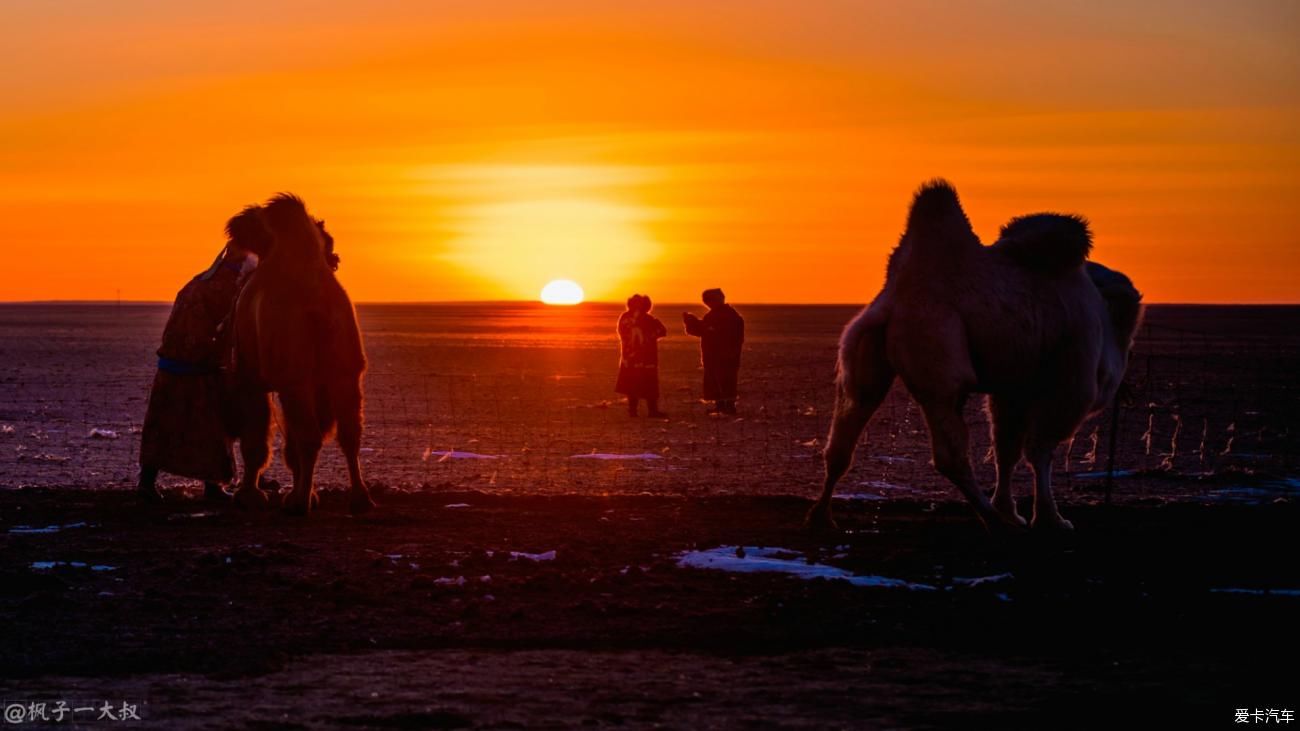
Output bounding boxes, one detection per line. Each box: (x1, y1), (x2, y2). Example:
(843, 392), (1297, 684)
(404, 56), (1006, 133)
(809, 181), (1142, 532)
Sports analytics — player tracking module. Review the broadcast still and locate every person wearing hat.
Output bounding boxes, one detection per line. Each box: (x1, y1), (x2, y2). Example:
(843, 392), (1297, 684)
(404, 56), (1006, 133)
(683, 288), (745, 415)
(616, 294), (668, 417)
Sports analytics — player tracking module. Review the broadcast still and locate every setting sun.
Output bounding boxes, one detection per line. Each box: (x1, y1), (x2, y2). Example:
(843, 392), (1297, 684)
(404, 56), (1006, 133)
(540, 279), (585, 305)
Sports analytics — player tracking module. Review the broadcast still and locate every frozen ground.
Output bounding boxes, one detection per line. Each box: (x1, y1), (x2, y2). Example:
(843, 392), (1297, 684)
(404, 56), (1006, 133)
(1, 489), (1297, 728)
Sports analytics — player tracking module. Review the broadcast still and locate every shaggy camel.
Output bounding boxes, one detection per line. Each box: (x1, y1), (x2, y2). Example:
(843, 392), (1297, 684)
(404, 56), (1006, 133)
(808, 180), (1142, 532)
(232, 193), (374, 515)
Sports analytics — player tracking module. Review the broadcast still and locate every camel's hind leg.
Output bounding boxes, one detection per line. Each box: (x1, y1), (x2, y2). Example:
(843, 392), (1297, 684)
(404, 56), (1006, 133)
(333, 377), (374, 515)
(281, 438), (316, 511)
(1025, 442), (1071, 531)
(234, 389), (272, 510)
(279, 388), (324, 516)
(918, 394), (1002, 529)
(806, 397), (873, 531)
(988, 396), (1028, 528)
(1025, 419), (1079, 531)
(807, 325), (895, 531)
(1023, 390), (1093, 531)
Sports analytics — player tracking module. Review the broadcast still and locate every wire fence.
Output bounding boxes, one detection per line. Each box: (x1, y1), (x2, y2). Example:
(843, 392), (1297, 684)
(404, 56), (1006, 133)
(1, 316), (1297, 503)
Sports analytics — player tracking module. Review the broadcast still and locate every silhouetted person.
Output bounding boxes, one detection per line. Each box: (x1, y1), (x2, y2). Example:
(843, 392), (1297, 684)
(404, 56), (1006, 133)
(616, 294), (668, 417)
(138, 207), (271, 502)
(684, 288), (744, 414)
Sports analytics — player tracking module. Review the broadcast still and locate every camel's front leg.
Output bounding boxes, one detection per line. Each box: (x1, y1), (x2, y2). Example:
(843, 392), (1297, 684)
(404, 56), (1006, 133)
(335, 380), (374, 515)
(234, 389), (271, 511)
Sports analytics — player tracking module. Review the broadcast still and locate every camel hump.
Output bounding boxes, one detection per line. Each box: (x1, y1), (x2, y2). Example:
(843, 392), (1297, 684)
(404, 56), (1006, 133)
(903, 179), (979, 255)
(995, 213), (1093, 273)
(907, 179), (961, 225)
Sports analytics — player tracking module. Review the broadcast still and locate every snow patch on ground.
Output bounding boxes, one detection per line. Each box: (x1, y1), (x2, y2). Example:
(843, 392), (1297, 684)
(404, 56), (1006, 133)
(10, 521), (90, 534)
(166, 511), (218, 521)
(87, 427), (119, 440)
(510, 550), (557, 562)
(18, 453), (69, 463)
(1206, 478), (1300, 504)
(1210, 587), (1300, 597)
(951, 573), (1015, 588)
(423, 449), (502, 461)
(870, 455), (914, 464)
(31, 561), (117, 572)
(676, 546), (937, 591)
(1073, 469), (1137, 480)
(443, 503), (472, 509)
(838, 480), (929, 500)
(857, 480), (914, 491)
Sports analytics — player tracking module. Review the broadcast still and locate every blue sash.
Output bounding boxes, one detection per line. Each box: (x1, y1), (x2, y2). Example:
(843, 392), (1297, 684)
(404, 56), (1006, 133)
(157, 356), (214, 376)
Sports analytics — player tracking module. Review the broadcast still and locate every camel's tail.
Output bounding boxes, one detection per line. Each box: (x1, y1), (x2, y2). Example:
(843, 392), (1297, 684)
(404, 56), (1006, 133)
(836, 304), (883, 401)
(1086, 261), (1144, 351)
(994, 213), (1093, 274)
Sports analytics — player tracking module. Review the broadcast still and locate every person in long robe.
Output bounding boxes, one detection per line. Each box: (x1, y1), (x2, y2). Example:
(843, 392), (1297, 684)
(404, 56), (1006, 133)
(615, 294), (668, 417)
(683, 287), (745, 414)
(137, 207), (271, 502)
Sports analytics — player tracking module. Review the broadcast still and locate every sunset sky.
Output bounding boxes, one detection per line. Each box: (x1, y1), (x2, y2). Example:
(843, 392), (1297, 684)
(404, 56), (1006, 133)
(1, 0), (1297, 303)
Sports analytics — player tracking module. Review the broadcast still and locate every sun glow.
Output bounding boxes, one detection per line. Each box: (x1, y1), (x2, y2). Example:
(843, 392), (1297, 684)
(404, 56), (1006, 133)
(2, 5), (1296, 304)
(540, 279), (585, 305)
(432, 163), (662, 301)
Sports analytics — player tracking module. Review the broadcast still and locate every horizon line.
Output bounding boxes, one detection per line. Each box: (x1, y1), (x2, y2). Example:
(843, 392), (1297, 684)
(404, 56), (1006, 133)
(3, 299), (1300, 307)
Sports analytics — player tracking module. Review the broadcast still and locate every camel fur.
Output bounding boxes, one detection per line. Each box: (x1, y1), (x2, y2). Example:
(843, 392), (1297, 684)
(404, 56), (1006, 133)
(808, 180), (1142, 532)
(231, 193), (373, 515)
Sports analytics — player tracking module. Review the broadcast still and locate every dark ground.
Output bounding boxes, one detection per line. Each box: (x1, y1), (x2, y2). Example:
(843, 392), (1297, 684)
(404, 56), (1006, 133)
(2, 303), (1297, 727)
(2, 488), (1296, 729)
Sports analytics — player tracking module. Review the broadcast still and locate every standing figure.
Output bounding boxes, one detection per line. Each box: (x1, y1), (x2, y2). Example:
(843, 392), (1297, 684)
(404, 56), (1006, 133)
(616, 294), (668, 417)
(138, 207), (271, 502)
(683, 288), (745, 414)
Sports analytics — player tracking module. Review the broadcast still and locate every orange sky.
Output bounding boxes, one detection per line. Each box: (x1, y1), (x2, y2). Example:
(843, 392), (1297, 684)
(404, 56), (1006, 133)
(1, 0), (1298, 303)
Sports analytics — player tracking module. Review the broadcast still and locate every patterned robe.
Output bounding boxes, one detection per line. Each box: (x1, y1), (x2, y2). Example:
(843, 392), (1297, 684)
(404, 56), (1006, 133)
(615, 311), (667, 400)
(685, 304), (745, 400)
(138, 259), (245, 482)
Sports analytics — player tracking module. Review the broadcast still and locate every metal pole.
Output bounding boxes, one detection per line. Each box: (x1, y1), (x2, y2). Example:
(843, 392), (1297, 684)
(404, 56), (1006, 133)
(1104, 388), (1123, 507)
